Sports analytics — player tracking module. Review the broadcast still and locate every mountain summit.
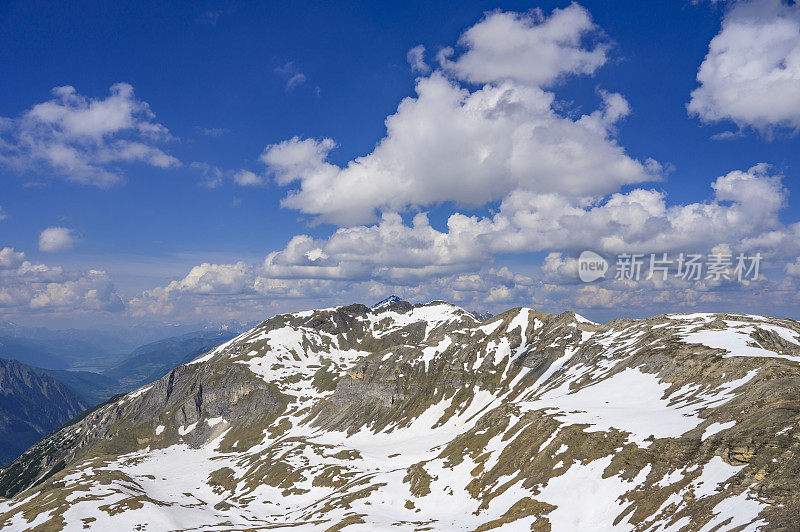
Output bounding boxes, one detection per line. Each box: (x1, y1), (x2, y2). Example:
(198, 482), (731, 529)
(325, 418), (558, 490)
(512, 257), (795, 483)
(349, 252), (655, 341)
(0, 301), (798, 529)
(372, 295), (402, 309)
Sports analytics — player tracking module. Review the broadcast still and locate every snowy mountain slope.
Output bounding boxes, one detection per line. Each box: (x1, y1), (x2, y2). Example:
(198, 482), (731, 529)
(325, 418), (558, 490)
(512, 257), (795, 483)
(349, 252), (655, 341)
(0, 300), (799, 530)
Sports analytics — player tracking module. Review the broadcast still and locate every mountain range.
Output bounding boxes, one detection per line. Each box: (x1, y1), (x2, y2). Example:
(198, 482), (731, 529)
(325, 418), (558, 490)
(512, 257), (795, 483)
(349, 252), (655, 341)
(0, 328), (240, 467)
(0, 328), (242, 406)
(0, 359), (87, 466)
(0, 320), (253, 373)
(0, 300), (798, 529)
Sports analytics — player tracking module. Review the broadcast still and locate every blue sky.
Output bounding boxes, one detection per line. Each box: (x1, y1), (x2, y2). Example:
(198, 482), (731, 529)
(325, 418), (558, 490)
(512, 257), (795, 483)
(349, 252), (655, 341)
(2, 0), (800, 327)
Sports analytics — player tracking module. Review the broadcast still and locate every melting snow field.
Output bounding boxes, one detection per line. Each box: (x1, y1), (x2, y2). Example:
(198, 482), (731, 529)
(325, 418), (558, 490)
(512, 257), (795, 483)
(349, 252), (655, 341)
(701, 421), (736, 441)
(534, 456), (650, 530)
(522, 368), (704, 446)
(680, 323), (800, 363)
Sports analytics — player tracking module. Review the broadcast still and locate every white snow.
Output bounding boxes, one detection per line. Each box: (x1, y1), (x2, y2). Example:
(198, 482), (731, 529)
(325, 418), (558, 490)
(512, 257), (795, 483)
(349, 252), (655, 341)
(681, 327), (800, 362)
(420, 336), (453, 370)
(701, 421), (736, 441)
(534, 456), (649, 530)
(691, 456), (745, 498)
(178, 422), (197, 436)
(522, 368), (706, 446)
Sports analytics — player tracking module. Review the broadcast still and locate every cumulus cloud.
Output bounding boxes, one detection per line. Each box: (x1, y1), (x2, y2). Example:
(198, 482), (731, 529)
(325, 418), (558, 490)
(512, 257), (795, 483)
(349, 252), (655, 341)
(456, 163), (787, 256)
(688, 0), (800, 133)
(438, 4), (608, 86)
(406, 45), (430, 73)
(0, 247), (123, 313)
(127, 261), (344, 317)
(265, 163), (787, 281)
(128, 261), (537, 319)
(192, 162), (266, 188)
(264, 76), (658, 225)
(0, 248), (25, 269)
(0, 206), (7, 221)
(0, 83), (179, 186)
(262, 212), (487, 283)
(129, 159), (800, 319)
(785, 257), (800, 277)
(39, 227), (78, 253)
(254, 5), (656, 226)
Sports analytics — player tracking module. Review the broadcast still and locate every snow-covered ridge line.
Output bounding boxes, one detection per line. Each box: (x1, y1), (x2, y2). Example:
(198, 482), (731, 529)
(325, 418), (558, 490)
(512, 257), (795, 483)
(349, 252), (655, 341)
(1, 301), (798, 530)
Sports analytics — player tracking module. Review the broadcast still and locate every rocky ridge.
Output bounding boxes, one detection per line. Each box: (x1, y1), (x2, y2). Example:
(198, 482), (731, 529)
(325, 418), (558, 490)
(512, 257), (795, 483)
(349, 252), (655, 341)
(0, 300), (798, 530)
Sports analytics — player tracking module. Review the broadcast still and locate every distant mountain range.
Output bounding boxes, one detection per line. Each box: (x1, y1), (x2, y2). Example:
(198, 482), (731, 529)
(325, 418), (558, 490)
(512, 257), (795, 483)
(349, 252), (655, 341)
(0, 337), (70, 370)
(101, 329), (238, 390)
(0, 326), (243, 465)
(0, 320), (254, 372)
(0, 359), (86, 466)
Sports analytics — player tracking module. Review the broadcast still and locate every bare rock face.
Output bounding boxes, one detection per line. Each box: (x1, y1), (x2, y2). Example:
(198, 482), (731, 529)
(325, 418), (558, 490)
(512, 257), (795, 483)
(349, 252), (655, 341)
(1, 302), (799, 530)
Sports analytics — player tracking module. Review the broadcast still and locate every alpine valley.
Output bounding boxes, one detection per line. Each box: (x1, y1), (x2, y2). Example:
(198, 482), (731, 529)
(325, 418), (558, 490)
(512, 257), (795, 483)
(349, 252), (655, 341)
(0, 299), (798, 530)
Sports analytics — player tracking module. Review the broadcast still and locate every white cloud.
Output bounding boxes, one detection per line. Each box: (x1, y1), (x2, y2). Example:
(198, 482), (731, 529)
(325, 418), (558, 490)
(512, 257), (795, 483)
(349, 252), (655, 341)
(0, 248), (25, 269)
(264, 76), (658, 225)
(446, 164), (787, 257)
(438, 4), (608, 86)
(275, 62), (308, 91)
(233, 169), (265, 186)
(128, 261), (343, 317)
(0, 83), (179, 186)
(127, 260), (537, 319)
(196, 126), (230, 137)
(192, 162), (225, 188)
(0, 247), (123, 313)
(128, 161), (800, 319)
(261, 136), (337, 185)
(688, 0), (800, 133)
(255, 5), (655, 227)
(542, 252), (580, 282)
(287, 74), (307, 90)
(268, 164), (791, 283)
(406, 45), (430, 73)
(39, 227), (78, 253)
(262, 212), (486, 283)
(192, 162), (265, 188)
(785, 257), (800, 277)
(0, 206), (7, 221)
(264, 162), (787, 281)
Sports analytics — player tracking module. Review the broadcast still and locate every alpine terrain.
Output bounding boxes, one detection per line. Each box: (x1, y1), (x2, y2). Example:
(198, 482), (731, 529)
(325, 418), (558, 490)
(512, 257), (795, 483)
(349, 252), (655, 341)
(0, 359), (86, 466)
(0, 300), (798, 530)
